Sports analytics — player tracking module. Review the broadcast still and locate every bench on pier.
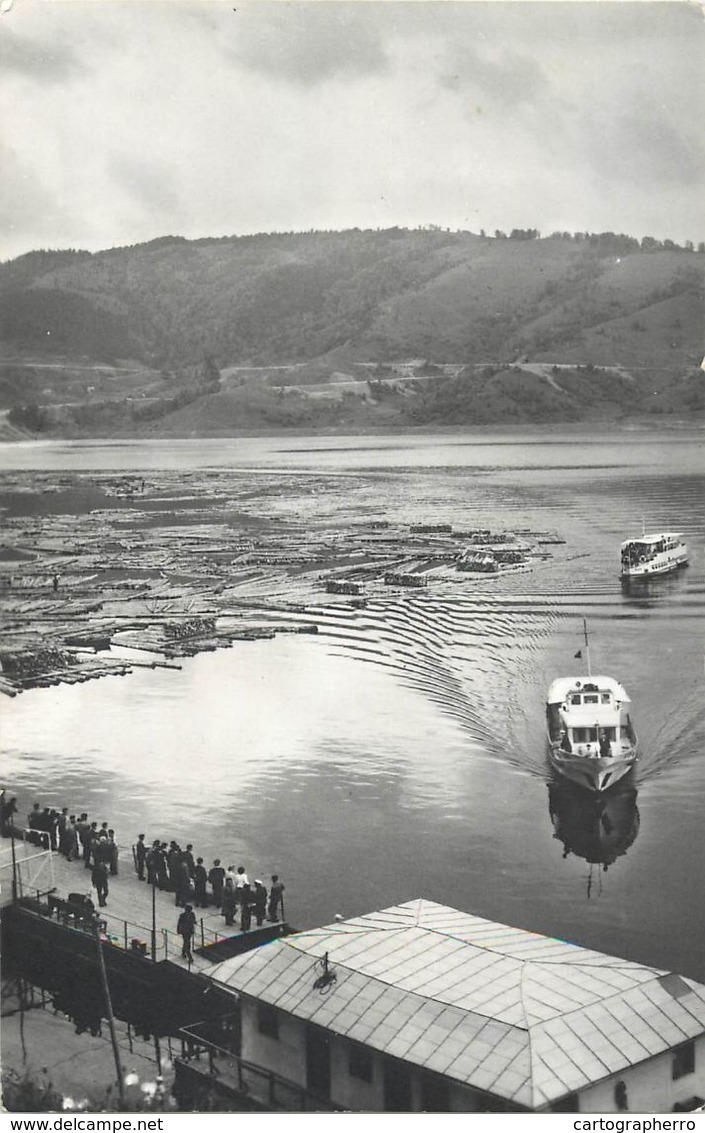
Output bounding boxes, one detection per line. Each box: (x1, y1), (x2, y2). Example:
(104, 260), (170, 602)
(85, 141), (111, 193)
(48, 892), (106, 933)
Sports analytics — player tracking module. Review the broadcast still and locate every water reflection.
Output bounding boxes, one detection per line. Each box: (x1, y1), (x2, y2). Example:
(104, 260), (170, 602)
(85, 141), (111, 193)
(548, 781), (640, 874)
(620, 569), (690, 606)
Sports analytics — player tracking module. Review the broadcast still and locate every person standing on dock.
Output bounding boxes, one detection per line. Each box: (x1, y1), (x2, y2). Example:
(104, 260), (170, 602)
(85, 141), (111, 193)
(240, 884), (252, 933)
(222, 877), (236, 926)
(208, 860), (225, 908)
(235, 866), (249, 906)
(62, 815), (79, 861)
(157, 843), (170, 889)
(134, 834), (147, 881)
(177, 904), (197, 962)
(267, 875), (285, 922)
(182, 844), (195, 879)
(167, 841), (181, 889)
(174, 854), (192, 907)
(193, 858), (208, 907)
(84, 822), (98, 869)
(107, 829), (119, 875)
(57, 808), (69, 850)
(253, 880), (267, 926)
(91, 860), (109, 907)
(75, 813), (89, 861)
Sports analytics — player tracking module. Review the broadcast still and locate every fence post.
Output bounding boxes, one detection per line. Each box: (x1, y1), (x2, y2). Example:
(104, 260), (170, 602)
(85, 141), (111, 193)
(124, 921), (128, 950)
(200, 918), (205, 948)
(162, 929), (168, 960)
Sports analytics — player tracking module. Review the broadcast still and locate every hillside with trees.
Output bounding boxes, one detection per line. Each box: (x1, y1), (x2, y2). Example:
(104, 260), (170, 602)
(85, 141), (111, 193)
(0, 227), (703, 435)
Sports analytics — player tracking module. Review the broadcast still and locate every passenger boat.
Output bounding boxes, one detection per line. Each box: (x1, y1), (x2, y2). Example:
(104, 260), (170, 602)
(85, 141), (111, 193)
(546, 621), (637, 793)
(620, 530), (688, 579)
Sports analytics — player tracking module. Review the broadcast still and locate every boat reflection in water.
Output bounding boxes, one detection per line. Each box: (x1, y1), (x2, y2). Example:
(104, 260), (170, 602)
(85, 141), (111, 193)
(620, 567), (689, 605)
(548, 780), (640, 896)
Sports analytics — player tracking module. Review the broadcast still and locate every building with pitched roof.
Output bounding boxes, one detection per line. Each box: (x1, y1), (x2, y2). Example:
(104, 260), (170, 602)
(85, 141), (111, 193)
(201, 899), (705, 1112)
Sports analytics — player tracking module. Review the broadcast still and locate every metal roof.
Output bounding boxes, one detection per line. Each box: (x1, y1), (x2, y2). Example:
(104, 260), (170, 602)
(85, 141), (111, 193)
(620, 533), (684, 548)
(547, 677), (631, 705)
(208, 899), (705, 1110)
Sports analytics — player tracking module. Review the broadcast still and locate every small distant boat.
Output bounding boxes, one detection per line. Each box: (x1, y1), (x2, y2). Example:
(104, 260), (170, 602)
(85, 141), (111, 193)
(546, 621), (637, 793)
(620, 529), (688, 579)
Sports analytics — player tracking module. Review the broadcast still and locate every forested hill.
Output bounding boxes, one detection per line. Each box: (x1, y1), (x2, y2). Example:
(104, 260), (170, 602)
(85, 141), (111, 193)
(1, 228), (703, 435)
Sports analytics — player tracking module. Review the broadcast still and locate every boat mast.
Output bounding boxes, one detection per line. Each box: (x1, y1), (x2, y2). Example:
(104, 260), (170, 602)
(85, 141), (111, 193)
(583, 618), (592, 677)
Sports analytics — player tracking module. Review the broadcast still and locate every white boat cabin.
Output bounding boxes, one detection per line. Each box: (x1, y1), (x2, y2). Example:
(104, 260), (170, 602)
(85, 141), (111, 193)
(620, 532), (687, 573)
(546, 676), (635, 757)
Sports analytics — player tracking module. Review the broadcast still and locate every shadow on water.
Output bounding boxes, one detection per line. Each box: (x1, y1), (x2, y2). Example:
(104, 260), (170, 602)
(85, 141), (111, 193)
(620, 567), (690, 607)
(548, 780), (640, 895)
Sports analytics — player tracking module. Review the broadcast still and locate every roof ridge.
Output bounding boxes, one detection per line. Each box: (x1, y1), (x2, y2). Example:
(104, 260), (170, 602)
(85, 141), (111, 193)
(519, 958), (540, 1108)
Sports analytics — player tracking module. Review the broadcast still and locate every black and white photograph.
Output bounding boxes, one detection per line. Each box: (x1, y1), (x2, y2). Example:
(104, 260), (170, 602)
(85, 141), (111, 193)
(0, 0), (704, 1118)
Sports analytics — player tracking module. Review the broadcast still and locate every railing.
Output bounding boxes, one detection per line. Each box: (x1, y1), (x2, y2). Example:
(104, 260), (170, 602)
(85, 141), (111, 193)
(178, 1023), (344, 1112)
(16, 890), (225, 965)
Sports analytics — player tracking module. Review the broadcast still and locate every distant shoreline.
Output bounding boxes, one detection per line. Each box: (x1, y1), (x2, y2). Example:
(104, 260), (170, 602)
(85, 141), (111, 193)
(2, 415), (703, 448)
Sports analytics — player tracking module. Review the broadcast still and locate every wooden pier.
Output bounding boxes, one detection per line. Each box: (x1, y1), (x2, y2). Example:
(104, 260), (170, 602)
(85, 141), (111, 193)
(7, 838), (285, 972)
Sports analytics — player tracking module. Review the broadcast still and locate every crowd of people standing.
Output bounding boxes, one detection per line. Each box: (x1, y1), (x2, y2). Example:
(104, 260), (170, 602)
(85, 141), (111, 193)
(1, 792), (286, 937)
(135, 835), (285, 943)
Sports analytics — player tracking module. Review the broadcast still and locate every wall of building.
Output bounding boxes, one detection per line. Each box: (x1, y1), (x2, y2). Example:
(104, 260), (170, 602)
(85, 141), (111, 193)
(577, 1037), (705, 1113)
(239, 999), (506, 1112)
(239, 998), (305, 1086)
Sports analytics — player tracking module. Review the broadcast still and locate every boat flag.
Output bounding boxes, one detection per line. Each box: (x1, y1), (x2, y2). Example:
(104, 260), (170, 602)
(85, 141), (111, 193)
(574, 649), (582, 658)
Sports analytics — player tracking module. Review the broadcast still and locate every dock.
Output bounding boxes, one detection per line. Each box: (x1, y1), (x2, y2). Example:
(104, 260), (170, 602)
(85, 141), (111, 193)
(3, 834), (284, 972)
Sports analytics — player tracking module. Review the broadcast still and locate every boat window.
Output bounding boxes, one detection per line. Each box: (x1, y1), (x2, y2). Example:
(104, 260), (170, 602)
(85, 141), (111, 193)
(570, 694), (581, 705)
(601, 693), (610, 703)
(584, 695), (598, 704)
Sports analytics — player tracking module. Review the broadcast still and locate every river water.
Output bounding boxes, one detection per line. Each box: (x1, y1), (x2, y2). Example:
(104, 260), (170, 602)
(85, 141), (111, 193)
(2, 428), (704, 979)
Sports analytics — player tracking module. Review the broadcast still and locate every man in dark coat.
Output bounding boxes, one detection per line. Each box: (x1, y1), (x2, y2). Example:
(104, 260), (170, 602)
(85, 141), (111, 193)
(146, 839), (160, 885)
(85, 822), (98, 868)
(94, 833), (112, 867)
(134, 834), (147, 881)
(156, 843), (170, 890)
(177, 905), (197, 961)
(182, 844), (196, 878)
(193, 858), (208, 907)
(75, 814), (90, 861)
(240, 884), (252, 933)
(267, 875), (285, 922)
(91, 860), (109, 907)
(208, 859), (225, 908)
(173, 855), (192, 908)
(252, 880), (267, 927)
(107, 829), (118, 875)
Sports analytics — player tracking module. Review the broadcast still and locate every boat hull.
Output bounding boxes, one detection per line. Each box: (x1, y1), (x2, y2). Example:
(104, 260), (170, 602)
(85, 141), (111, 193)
(620, 549), (688, 579)
(548, 746), (636, 793)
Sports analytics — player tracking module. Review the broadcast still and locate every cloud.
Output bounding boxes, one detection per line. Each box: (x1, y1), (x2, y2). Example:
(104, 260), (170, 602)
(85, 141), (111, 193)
(224, 3), (390, 87)
(109, 154), (184, 219)
(0, 146), (82, 257)
(584, 102), (705, 190)
(439, 46), (548, 110)
(0, 27), (86, 83)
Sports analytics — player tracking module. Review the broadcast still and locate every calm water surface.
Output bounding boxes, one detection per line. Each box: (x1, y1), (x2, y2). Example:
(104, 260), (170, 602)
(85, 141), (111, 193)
(2, 430), (703, 978)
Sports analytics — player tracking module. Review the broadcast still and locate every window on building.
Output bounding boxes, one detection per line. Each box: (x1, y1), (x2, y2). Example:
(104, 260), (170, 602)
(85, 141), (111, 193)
(257, 1003), (279, 1040)
(550, 1094), (579, 1112)
(672, 1041), (695, 1080)
(349, 1042), (373, 1083)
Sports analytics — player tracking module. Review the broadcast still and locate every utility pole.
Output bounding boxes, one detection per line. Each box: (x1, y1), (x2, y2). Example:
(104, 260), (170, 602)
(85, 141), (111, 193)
(10, 823), (18, 903)
(94, 920), (126, 1108)
(151, 878), (157, 963)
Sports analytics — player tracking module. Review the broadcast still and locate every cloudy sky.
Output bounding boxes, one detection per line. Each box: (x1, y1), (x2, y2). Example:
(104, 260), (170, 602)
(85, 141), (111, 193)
(1, 0), (703, 259)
